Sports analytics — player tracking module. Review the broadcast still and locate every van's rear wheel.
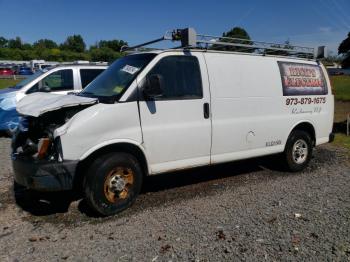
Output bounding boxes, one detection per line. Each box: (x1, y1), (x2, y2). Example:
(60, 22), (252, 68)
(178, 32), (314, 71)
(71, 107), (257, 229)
(84, 153), (143, 216)
(283, 130), (312, 172)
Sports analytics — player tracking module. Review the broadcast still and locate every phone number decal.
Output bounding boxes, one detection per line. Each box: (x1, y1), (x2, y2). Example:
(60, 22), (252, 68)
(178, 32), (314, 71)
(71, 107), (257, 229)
(286, 97), (326, 105)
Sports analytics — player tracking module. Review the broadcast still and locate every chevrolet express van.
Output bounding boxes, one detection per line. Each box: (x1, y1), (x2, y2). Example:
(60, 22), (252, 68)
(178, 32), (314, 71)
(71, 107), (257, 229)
(0, 64), (106, 136)
(11, 29), (334, 216)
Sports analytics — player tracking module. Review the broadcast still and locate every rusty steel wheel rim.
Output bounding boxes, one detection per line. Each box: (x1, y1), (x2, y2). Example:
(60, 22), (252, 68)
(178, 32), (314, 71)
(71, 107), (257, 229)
(103, 167), (134, 203)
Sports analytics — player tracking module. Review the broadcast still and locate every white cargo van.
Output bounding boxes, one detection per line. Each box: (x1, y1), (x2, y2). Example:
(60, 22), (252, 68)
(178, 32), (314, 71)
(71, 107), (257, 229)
(12, 29), (334, 216)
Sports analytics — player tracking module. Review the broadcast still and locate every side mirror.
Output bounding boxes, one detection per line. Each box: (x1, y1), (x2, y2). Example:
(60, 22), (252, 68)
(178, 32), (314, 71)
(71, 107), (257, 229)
(40, 85), (51, 92)
(143, 74), (163, 99)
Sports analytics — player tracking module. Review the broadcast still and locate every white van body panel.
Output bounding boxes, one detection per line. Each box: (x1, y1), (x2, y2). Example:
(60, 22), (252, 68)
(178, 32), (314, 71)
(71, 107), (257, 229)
(136, 52), (212, 174)
(59, 102), (143, 161)
(203, 52), (333, 164)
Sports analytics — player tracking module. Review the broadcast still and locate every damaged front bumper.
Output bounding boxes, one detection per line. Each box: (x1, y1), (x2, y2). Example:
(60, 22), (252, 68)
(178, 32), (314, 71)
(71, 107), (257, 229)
(12, 154), (78, 191)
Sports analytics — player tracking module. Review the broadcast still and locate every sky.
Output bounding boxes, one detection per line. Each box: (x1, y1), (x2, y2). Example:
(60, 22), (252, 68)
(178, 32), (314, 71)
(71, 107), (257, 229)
(0, 0), (349, 55)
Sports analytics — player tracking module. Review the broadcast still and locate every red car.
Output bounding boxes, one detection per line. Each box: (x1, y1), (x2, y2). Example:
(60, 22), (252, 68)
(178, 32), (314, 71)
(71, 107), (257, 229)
(0, 67), (14, 75)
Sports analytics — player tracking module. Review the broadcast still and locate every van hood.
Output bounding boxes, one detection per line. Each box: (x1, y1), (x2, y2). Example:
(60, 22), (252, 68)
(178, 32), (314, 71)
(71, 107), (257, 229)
(17, 93), (98, 117)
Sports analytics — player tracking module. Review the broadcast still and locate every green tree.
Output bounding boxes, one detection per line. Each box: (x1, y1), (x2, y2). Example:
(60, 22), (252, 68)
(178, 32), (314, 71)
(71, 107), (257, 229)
(211, 27), (253, 52)
(60, 35), (86, 53)
(0, 48), (23, 60)
(59, 50), (90, 61)
(7, 37), (23, 49)
(22, 43), (33, 50)
(97, 39), (128, 52)
(36, 48), (60, 61)
(0, 34), (130, 62)
(33, 39), (58, 49)
(338, 32), (350, 68)
(0, 37), (7, 48)
(21, 50), (36, 60)
(89, 47), (122, 62)
(0, 48), (12, 59)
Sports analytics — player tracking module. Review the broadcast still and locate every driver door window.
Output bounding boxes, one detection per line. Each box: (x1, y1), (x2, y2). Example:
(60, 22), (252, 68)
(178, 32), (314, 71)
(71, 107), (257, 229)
(147, 56), (203, 99)
(39, 69), (74, 92)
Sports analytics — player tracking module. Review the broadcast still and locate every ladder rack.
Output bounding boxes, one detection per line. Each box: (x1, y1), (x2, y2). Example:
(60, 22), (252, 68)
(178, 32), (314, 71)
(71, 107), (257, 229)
(121, 28), (325, 59)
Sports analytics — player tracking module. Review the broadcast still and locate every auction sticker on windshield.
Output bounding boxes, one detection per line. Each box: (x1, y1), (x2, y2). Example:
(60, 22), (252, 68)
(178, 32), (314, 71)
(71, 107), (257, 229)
(278, 61), (328, 96)
(121, 65), (140, 75)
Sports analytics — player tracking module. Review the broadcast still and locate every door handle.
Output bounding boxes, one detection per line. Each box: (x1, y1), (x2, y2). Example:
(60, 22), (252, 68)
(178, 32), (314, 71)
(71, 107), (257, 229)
(203, 103), (210, 119)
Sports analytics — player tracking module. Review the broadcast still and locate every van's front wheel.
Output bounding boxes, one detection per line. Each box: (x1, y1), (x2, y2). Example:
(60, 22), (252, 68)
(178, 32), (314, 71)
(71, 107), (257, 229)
(84, 153), (143, 216)
(283, 130), (312, 172)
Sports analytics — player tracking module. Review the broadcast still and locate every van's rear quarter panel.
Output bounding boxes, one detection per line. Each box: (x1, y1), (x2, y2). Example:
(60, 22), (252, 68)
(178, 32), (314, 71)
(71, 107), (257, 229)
(204, 53), (333, 163)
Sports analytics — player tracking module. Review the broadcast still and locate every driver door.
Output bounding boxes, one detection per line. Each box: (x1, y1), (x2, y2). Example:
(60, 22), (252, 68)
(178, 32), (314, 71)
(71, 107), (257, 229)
(138, 53), (212, 174)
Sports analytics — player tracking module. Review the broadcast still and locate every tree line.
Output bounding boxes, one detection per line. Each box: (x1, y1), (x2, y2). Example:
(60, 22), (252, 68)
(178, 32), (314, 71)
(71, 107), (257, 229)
(0, 35), (127, 62)
(338, 32), (350, 68)
(0, 29), (349, 68)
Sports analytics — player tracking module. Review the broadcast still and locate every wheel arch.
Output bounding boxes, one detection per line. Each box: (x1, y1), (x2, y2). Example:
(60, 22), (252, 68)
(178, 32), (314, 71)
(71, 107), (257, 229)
(286, 121), (316, 148)
(73, 141), (149, 192)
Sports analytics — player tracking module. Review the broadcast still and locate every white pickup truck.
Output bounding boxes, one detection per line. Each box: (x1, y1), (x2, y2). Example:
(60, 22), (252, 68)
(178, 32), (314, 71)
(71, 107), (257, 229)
(11, 29), (334, 216)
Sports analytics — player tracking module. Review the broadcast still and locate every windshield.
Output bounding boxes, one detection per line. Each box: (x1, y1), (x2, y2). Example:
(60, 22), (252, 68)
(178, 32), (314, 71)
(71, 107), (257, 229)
(12, 70), (45, 88)
(81, 53), (156, 99)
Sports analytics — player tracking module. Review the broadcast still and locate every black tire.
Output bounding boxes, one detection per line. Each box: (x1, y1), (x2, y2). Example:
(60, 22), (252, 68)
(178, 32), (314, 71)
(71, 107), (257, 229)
(13, 181), (28, 199)
(13, 181), (37, 207)
(84, 152), (143, 216)
(283, 130), (313, 172)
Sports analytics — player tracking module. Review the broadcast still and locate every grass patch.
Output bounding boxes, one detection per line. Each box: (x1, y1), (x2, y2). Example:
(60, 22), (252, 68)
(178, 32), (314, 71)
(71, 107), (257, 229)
(0, 79), (21, 89)
(334, 100), (350, 123)
(333, 133), (350, 156)
(331, 76), (350, 101)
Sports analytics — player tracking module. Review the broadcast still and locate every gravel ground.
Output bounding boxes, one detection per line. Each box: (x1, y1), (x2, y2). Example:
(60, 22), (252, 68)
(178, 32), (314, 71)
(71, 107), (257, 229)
(0, 137), (349, 261)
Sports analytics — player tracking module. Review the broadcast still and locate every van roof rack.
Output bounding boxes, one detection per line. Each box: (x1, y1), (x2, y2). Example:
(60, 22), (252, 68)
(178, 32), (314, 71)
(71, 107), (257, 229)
(121, 28), (326, 60)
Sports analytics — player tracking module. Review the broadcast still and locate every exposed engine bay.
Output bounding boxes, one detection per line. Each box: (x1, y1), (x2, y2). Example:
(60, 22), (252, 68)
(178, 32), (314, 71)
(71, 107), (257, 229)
(12, 104), (96, 162)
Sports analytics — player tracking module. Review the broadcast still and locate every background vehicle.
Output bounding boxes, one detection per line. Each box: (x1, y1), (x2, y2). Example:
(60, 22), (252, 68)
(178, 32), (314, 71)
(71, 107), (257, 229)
(0, 67), (14, 75)
(327, 68), (350, 76)
(18, 66), (33, 75)
(0, 64), (107, 136)
(11, 65), (20, 74)
(12, 28), (334, 216)
(32, 61), (59, 72)
(38, 64), (56, 70)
